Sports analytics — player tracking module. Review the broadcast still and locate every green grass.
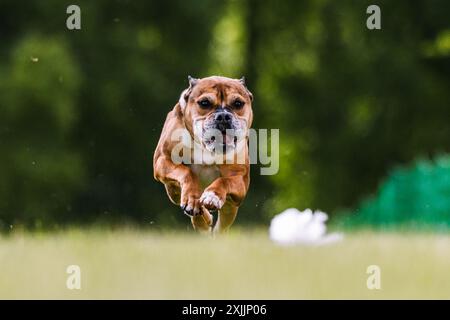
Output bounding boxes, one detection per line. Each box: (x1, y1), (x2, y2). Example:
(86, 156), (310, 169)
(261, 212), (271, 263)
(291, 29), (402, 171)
(1, 228), (450, 299)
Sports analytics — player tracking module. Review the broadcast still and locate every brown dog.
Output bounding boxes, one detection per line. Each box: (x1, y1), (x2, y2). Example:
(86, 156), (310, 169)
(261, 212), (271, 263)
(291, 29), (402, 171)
(153, 76), (253, 233)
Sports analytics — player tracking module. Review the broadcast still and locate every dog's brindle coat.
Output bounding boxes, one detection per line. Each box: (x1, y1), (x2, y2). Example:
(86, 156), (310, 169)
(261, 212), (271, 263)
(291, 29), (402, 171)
(153, 76), (253, 233)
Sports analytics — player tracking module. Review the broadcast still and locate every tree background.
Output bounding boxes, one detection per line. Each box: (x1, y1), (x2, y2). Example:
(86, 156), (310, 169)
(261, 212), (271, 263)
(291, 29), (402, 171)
(0, 0), (449, 230)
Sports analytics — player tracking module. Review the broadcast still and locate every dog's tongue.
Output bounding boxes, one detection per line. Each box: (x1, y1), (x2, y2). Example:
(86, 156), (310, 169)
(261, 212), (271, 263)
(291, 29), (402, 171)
(223, 133), (234, 145)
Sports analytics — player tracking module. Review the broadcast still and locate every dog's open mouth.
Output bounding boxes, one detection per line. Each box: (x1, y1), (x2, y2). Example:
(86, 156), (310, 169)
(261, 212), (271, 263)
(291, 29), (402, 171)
(209, 132), (238, 145)
(203, 128), (238, 153)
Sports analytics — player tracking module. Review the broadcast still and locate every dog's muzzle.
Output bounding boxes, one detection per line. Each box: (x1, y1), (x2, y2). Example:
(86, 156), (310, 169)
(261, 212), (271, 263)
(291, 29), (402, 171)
(197, 111), (247, 153)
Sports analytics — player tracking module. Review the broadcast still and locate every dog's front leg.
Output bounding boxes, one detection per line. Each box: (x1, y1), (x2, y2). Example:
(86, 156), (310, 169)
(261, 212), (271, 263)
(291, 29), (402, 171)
(154, 156), (212, 230)
(199, 165), (249, 233)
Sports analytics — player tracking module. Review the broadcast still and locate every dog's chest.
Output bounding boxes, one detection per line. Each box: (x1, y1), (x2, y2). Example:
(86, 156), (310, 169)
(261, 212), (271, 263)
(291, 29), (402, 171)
(189, 164), (220, 189)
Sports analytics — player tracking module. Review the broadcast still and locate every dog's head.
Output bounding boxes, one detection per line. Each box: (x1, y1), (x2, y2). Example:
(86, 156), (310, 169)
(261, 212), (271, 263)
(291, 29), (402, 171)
(179, 75), (253, 153)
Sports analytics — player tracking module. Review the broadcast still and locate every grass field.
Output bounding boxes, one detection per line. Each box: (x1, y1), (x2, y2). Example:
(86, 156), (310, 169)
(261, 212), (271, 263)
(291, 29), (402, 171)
(1, 228), (450, 299)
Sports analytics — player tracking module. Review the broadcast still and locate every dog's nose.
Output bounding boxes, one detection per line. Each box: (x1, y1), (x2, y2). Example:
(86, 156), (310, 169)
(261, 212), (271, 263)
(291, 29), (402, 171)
(214, 112), (233, 131)
(214, 112), (232, 123)
(214, 112), (231, 123)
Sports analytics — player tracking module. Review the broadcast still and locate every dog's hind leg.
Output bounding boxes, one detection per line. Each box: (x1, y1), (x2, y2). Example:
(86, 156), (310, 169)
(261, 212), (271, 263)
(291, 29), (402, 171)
(191, 206), (213, 234)
(214, 202), (238, 234)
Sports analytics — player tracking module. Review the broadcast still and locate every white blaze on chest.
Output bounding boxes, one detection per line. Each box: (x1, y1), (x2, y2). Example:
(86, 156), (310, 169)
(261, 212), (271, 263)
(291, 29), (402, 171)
(189, 164), (220, 189)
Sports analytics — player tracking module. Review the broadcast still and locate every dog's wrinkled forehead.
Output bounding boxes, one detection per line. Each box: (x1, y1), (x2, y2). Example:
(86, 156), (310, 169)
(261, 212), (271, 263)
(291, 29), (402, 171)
(179, 76), (253, 110)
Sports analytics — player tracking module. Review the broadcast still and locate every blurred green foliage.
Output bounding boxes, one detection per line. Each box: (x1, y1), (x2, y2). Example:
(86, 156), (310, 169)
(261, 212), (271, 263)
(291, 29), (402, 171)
(339, 155), (450, 228)
(0, 0), (449, 230)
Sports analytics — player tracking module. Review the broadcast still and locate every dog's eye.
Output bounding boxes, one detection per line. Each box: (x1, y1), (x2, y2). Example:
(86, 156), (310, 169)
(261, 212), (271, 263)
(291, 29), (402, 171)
(198, 99), (212, 108)
(232, 100), (245, 109)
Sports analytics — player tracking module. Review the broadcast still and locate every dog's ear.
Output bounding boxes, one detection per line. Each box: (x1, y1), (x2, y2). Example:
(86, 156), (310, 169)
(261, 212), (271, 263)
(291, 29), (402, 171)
(179, 75), (198, 110)
(239, 76), (253, 102)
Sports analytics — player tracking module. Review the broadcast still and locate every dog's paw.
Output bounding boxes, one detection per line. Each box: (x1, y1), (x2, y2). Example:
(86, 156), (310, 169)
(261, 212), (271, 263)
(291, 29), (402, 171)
(180, 186), (201, 217)
(200, 191), (224, 211)
(180, 199), (201, 217)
